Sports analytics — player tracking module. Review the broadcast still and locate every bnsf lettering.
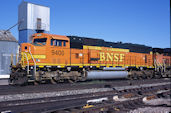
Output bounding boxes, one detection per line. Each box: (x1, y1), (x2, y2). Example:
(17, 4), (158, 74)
(52, 50), (64, 56)
(100, 52), (125, 62)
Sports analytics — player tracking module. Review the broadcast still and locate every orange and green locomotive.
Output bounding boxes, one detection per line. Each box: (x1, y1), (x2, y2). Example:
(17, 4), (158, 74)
(10, 33), (171, 85)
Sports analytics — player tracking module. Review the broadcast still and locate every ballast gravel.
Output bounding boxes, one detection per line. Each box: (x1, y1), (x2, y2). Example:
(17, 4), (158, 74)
(144, 98), (171, 106)
(129, 98), (171, 113)
(0, 82), (170, 102)
(129, 107), (171, 113)
(0, 88), (112, 102)
(114, 82), (170, 91)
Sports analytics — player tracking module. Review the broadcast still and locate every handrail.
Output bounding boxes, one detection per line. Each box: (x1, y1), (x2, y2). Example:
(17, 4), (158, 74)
(162, 59), (166, 73)
(24, 53), (29, 75)
(29, 47), (36, 77)
(10, 53), (13, 66)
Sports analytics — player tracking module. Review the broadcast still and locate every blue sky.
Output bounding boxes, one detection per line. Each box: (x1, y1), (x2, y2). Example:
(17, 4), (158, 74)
(0, 0), (170, 48)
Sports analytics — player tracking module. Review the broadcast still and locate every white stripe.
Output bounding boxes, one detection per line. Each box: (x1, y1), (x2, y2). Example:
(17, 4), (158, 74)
(0, 75), (10, 79)
(2, 54), (17, 57)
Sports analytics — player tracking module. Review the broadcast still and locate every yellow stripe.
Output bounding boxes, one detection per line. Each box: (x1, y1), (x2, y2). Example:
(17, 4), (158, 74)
(28, 63), (153, 68)
(33, 55), (46, 59)
(83, 45), (129, 52)
(83, 45), (102, 50)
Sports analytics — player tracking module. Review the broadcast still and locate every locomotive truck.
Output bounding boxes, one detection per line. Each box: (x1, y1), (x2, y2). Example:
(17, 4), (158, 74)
(10, 33), (171, 85)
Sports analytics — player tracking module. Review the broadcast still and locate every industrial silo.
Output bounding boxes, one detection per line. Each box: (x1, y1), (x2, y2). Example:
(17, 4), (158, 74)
(0, 30), (18, 78)
(18, 1), (50, 44)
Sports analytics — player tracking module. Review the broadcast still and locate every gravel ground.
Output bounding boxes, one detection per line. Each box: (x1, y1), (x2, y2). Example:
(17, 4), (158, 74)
(129, 97), (171, 113)
(143, 98), (171, 106)
(0, 82), (170, 102)
(114, 82), (170, 91)
(0, 88), (112, 102)
(129, 107), (171, 113)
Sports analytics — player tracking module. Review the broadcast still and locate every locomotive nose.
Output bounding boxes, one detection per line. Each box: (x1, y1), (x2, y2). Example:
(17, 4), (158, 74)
(21, 43), (33, 52)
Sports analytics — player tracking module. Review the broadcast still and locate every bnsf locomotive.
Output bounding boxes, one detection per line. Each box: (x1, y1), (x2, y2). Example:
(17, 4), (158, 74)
(10, 33), (171, 85)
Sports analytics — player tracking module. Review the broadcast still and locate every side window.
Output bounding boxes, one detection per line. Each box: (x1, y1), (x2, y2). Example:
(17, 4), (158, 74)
(63, 41), (66, 46)
(58, 41), (62, 46)
(51, 39), (63, 47)
(51, 39), (54, 46)
(55, 40), (58, 46)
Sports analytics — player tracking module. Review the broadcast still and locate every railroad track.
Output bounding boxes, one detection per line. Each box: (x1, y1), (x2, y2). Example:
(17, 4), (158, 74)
(0, 78), (169, 95)
(0, 79), (170, 113)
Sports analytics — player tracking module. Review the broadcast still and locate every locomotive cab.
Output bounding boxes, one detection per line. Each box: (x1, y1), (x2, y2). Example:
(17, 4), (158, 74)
(20, 33), (70, 67)
(20, 33), (49, 67)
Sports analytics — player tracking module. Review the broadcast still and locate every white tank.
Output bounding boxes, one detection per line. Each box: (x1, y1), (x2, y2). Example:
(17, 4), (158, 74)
(87, 71), (128, 80)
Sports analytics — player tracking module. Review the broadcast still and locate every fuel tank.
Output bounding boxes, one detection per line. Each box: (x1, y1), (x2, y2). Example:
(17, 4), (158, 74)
(103, 67), (125, 71)
(87, 71), (128, 80)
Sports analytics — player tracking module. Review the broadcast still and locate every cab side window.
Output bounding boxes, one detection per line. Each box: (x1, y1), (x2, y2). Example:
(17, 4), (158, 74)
(55, 40), (58, 46)
(63, 41), (66, 46)
(51, 39), (66, 47)
(58, 41), (62, 46)
(51, 39), (55, 46)
(55, 40), (62, 46)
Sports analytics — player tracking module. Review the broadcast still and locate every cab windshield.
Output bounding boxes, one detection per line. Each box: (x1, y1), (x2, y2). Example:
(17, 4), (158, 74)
(33, 38), (47, 46)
